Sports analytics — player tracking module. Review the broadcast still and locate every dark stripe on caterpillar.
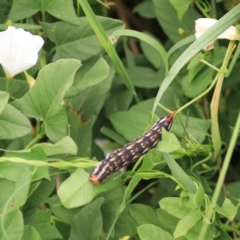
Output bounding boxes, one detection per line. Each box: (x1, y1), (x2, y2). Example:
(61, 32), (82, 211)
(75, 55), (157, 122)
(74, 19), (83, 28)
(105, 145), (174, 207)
(89, 110), (177, 185)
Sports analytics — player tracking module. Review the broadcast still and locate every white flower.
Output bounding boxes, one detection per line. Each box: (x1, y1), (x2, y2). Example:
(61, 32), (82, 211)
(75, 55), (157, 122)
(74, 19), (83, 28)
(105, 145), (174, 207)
(0, 26), (44, 78)
(195, 18), (240, 51)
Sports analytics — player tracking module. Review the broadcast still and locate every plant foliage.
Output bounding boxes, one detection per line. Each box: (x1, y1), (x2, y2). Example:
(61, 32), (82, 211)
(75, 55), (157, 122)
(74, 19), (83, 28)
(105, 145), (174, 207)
(0, 0), (240, 240)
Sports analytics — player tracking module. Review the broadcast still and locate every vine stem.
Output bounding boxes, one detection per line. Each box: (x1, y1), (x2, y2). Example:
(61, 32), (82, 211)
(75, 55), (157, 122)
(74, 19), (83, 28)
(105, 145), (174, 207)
(210, 41), (236, 158)
(198, 111), (240, 240)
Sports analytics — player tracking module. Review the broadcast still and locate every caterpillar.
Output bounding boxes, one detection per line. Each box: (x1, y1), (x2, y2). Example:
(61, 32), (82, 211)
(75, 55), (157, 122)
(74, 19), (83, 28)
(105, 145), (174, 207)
(89, 110), (177, 185)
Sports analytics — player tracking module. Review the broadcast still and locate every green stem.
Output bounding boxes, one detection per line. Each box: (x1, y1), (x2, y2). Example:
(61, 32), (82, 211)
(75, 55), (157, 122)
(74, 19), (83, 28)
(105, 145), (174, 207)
(24, 120), (45, 149)
(177, 74), (218, 113)
(201, 59), (221, 72)
(210, 41), (236, 158)
(5, 79), (10, 92)
(198, 111), (240, 240)
(105, 215), (119, 240)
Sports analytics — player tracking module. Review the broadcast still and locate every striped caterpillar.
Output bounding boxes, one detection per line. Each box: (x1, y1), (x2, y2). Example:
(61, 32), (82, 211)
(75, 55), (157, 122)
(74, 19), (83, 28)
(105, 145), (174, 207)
(89, 110), (177, 185)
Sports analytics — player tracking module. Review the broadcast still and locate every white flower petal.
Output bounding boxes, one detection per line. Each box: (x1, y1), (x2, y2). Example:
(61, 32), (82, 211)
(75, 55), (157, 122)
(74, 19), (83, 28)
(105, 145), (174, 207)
(195, 18), (240, 51)
(0, 26), (44, 78)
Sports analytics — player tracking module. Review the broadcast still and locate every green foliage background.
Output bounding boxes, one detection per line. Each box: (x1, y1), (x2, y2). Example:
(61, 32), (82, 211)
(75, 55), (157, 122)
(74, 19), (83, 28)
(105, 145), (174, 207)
(0, 0), (240, 240)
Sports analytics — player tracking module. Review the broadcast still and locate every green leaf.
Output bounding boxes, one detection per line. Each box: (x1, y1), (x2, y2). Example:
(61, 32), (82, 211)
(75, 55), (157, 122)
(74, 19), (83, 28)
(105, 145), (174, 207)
(22, 226), (41, 240)
(41, 17), (124, 62)
(157, 130), (180, 153)
(2, 148), (50, 181)
(71, 57), (114, 119)
(0, 78), (29, 100)
(69, 198), (104, 240)
(58, 169), (100, 208)
(193, 184), (205, 206)
(174, 209), (201, 238)
(138, 224), (174, 240)
(33, 136), (78, 156)
(185, 219), (211, 240)
(68, 111), (94, 157)
(100, 185), (124, 233)
(140, 32), (165, 69)
(9, 0), (80, 25)
(129, 66), (163, 88)
(182, 68), (213, 98)
(133, 1), (155, 18)
(163, 153), (196, 193)
(156, 209), (179, 235)
(24, 208), (62, 239)
(112, 29), (168, 75)
(105, 85), (133, 115)
(14, 169), (31, 208)
(0, 179), (17, 213)
(159, 197), (191, 219)
(153, 0), (198, 43)
(171, 115), (211, 143)
(0, 91), (9, 114)
(66, 57), (109, 98)
(0, 103), (31, 140)
(215, 198), (238, 220)
(46, 195), (78, 225)
(182, 47), (226, 98)
(0, 210), (23, 240)
(129, 204), (161, 227)
(0, 1), (10, 23)
(108, 111), (149, 141)
(25, 180), (55, 208)
(170, 0), (192, 20)
(12, 59), (81, 143)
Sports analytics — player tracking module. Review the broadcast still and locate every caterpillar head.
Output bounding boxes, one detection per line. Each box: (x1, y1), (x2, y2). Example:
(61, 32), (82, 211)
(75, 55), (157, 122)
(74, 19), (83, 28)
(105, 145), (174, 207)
(159, 110), (177, 131)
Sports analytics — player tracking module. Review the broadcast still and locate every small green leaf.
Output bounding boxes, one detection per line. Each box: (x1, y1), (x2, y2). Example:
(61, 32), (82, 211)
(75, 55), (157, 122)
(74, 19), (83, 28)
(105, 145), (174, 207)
(9, 0), (80, 25)
(170, 0), (192, 20)
(66, 57), (109, 97)
(133, 1), (155, 18)
(159, 197), (191, 219)
(215, 198), (238, 220)
(129, 66), (163, 88)
(0, 104), (31, 140)
(22, 226), (41, 240)
(0, 210), (23, 240)
(69, 198), (104, 240)
(174, 209), (201, 238)
(24, 209), (62, 239)
(72, 58), (114, 119)
(33, 136), (78, 156)
(193, 184), (205, 206)
(25, 181), (55, 208)
(140, 32), (164, 68)
(157, 130), (180, 153)
(156, 209), (179, 235)
(163, 153), (196, 193)
(138, 224), (174, 240)
(129, 204), (161, 227)
(58, 169), (99, 208)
